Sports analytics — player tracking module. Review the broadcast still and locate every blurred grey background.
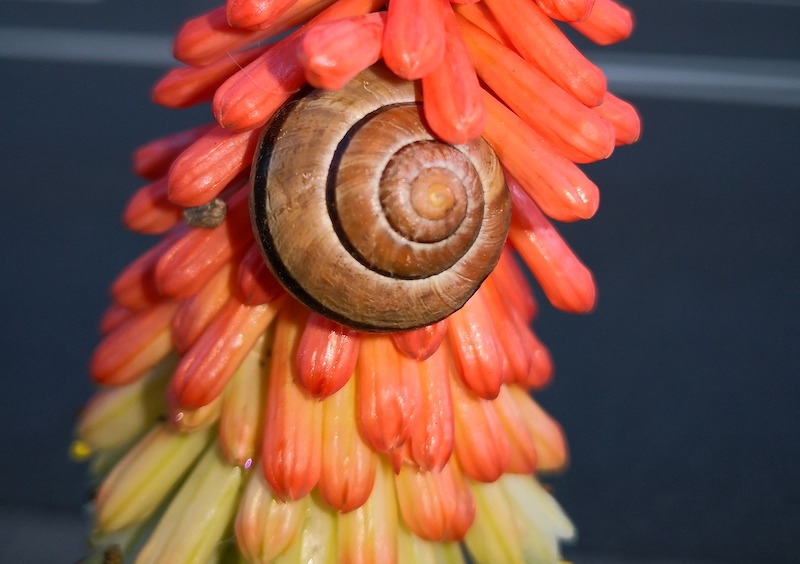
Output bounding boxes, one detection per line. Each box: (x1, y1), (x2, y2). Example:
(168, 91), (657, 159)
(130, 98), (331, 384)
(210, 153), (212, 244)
(1, 0), (798, 562)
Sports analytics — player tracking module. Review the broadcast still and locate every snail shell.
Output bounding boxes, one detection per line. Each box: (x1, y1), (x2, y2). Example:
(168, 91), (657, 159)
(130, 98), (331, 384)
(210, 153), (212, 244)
(250, 65), (510, 332)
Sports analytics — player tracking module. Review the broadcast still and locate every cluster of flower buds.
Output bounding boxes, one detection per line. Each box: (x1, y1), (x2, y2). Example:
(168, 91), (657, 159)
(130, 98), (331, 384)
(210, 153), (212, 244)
(75, 0), (640, 562)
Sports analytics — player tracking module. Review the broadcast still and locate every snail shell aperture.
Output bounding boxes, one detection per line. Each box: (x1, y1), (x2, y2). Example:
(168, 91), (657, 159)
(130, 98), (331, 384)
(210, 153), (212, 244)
(249, 65), (510, 332)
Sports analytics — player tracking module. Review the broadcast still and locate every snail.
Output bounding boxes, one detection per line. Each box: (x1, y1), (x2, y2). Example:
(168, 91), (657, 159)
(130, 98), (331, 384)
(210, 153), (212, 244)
(249, 65), (510, 332)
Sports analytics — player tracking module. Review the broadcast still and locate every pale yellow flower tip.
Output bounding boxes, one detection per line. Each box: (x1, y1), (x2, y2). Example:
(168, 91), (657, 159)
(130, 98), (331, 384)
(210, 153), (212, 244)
(337, 457), (400, 564)
(501, 474), (575, 543)
(76, 353), (174, 452)
(235, 466), (309, 562)
(94, 424), (213, 532)
(88, 514), (157, 563)
(397, 523), (466, 564)
(136, 443), (244, 562)
(168, 386), (224, 432)
(467, 480), (526, 563)
(239, 487), (339, 564)
(289, 492), (338, 564)
(466, 475), (575, 564)
(219, 336), (268, 467)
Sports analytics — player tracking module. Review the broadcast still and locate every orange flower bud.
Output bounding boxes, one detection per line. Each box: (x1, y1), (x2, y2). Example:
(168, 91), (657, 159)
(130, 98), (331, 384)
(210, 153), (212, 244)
(382, 0), (446, 79)
(489, 248), (538, 322)
(446, 289), (507, 399)
(172, 262), (236, 353)
(155, 190), (252, 299)
(261, 304), (323, 500)
(408, 344), (454, 471)
(167, 127), (259, 207)
(111, 228), (186, 310)
(237, 243), (285, 305)
(571, 0), (634, 45)
(356, 335), (422, 453)
(91, 300), (178, 385)
(171, 296), (283, 407)
(459, 14), (615, 164)
(299, 12), (386, 90)
(421, 4), (486, 143)
(132, 123), (214, 180)
(450, 375), (510, 482)
(337, 460), (399, 564)
(494, 386), (539, 473)
(296, 312), (360, 398)
(391, 319), (447, 361)
(535, 0), (594, 22)
(395, 463), (474, 541)
(507, 179), (597, 313)
(235, 468), (308, 561)
(227, 0), (299, 29)
(484, 0), (606, 106)
(151, 46), (266, 108)
(507, 386), (569, 471)
(593, 91), (642, 146)
(318, 376), (378, 511)
(123, 177), (182, 234)
(482, 91), (601, 221)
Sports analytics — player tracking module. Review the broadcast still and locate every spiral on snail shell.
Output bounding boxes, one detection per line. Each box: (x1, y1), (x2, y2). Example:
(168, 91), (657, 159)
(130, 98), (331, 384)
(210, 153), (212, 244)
(249, 65), (510, 332)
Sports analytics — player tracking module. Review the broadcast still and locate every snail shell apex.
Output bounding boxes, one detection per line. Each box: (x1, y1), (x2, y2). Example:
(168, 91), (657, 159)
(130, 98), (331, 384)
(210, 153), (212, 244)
(250, 65), (510, 332)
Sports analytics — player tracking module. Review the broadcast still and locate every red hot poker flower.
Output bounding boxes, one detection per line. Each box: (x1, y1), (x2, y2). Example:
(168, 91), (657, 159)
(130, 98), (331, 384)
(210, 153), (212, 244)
(76, 0), (640, 562)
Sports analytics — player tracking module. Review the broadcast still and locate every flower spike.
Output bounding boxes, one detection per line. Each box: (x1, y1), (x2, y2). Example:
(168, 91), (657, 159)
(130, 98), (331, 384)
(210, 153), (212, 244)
(79, 0), (641, 561)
